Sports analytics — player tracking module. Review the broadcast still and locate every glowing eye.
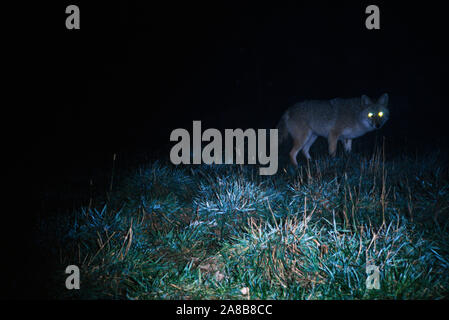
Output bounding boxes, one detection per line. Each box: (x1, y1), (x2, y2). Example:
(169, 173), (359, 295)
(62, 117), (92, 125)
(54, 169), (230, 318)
(368, 113), (373, 118)
(378, 112), (383, 117)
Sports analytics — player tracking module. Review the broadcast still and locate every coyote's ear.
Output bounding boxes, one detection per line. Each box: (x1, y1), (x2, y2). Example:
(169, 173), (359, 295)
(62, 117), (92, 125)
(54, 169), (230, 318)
(361, 95), (373, 106)
(377, 93), (389, 106)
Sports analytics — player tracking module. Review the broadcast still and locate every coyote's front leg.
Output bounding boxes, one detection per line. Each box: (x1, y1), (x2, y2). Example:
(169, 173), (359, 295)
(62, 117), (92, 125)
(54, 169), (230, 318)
(343, 139), (352, 153)
(328, 131), (341, 158)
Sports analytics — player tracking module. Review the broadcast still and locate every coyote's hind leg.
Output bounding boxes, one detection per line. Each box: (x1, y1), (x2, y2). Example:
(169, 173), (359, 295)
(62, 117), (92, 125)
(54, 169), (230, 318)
(289, 129), (312, 167)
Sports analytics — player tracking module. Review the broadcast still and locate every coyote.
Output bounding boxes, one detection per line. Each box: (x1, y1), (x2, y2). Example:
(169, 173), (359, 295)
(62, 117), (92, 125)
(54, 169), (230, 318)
(277, 94), (389, 166)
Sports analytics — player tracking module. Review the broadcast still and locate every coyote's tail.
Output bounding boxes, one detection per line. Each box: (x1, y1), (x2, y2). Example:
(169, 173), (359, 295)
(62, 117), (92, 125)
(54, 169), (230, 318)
(276, 111), (289, 145)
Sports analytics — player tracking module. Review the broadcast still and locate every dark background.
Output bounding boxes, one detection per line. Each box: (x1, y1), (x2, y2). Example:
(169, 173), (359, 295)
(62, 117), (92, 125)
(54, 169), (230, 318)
(32, 1), (448, 211)
(6, 1), (449, 298)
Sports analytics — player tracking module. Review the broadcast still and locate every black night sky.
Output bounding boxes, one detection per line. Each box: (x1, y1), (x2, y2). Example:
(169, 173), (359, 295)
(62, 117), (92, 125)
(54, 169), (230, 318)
(6, 1), (449, 299)
(31, 1), (448, 203)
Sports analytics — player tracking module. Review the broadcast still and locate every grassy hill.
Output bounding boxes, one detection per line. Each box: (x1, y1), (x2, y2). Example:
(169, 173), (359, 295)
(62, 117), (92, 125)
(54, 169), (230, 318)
(36, 145), (449, 299)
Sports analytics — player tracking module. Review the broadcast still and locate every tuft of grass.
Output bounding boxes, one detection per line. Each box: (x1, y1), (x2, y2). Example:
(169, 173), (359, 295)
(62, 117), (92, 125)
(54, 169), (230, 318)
(38, 147), (449, 299)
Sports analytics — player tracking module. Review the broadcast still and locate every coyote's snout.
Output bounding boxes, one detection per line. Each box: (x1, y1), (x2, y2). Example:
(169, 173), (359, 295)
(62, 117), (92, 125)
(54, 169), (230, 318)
(277, 94), (389, 166)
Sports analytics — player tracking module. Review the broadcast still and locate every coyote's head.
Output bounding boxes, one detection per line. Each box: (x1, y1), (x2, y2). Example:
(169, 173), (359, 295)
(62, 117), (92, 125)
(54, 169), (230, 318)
(360, 93), (389, 130)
